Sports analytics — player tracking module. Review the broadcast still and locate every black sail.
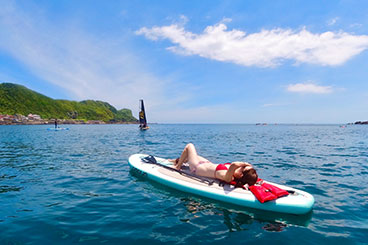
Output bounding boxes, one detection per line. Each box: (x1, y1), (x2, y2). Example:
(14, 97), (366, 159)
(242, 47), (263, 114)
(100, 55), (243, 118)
(139, 99), (147, 127)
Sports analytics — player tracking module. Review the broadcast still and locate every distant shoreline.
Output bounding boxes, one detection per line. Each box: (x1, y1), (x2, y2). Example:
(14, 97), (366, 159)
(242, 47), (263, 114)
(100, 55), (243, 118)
(1, 113), (366, 126)
(0, 120), (139, 126)
(0, 113), (138, 125)
(2, 122), (368, 126)
(0, 115), (138, 125)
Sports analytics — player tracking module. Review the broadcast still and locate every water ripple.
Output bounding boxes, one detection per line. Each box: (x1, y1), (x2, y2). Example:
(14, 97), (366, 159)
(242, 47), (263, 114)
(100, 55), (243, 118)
(0, 124), (367, 244)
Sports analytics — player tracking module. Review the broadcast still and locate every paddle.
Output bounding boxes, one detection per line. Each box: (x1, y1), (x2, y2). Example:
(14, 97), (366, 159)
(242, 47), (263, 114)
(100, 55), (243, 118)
(141, 155), (214, 185)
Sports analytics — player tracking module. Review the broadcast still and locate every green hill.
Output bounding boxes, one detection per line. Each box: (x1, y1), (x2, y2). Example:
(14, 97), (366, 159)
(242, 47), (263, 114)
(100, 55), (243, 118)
(0, 83), (137, 122)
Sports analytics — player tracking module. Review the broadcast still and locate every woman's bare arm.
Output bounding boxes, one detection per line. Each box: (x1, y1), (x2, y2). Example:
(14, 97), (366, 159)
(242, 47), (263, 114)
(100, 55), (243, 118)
(223, 162), (248, 182)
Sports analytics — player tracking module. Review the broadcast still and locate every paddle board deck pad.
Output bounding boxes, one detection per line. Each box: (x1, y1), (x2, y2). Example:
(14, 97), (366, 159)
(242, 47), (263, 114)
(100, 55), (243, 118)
(47, 127), (69, 131)
(128, 154), (314, 215)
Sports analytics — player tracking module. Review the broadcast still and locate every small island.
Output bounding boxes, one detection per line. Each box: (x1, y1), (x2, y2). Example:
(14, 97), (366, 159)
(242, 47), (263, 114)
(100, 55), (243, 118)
(354, 121), (368, 125)
(0, 83), (138, 125)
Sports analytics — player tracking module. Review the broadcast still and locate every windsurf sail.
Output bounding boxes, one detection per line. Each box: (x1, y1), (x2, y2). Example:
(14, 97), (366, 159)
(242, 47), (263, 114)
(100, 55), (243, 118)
(139, 99), (149, 129)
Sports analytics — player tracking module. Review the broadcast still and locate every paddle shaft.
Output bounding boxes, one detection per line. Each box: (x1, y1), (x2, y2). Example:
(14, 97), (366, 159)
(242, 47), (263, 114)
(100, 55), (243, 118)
(143, 158), (214, 185)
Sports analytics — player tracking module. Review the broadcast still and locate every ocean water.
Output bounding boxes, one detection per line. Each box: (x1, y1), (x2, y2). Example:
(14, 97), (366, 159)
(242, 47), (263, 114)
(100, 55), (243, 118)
(0, 124), (367, 244)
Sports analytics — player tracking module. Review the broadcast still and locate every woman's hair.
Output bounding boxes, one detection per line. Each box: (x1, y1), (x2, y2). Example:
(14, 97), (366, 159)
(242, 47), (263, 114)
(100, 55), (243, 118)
(235, 168), (258, 187)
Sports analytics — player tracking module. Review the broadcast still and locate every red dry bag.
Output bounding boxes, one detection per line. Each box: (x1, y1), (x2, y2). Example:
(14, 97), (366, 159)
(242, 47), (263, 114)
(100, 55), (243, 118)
(249, 179), (289, 203)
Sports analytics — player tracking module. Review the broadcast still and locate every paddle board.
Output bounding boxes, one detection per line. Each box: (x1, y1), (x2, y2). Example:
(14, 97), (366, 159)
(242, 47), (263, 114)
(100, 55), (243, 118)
(128, 154), (314, 215)
(47, 127), (69, 131)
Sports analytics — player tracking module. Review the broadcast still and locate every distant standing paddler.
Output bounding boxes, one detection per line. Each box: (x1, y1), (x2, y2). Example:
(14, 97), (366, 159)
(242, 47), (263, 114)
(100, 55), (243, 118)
(55, 119), (58, 129)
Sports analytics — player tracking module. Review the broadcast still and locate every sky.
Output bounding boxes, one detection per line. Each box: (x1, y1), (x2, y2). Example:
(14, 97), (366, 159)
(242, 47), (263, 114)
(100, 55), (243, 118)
(0, 0), (368, 123)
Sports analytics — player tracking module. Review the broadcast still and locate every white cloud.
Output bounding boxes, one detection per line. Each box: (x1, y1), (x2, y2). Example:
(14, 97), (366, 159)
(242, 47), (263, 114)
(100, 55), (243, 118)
(327, 17), (339, 26)
(136, 18), (368, 67)
(286, 83), (333, 94)
(350, 23), (363, 29)
(262, 103), (285, 107)
(0, 2), (167, 113)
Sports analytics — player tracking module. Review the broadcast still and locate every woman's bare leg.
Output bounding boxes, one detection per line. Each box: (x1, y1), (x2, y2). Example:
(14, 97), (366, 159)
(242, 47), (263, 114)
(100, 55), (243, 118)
(175, 143), (199, 170)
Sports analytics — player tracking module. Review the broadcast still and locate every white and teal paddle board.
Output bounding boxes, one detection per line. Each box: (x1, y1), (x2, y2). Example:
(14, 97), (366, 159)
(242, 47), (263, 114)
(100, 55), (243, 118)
(47, 127), (69, 131)
(128, 154), (314, 215)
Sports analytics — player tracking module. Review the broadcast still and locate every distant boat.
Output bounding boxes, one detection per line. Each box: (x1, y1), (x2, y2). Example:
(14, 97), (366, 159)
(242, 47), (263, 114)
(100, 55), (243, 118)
(139, 99), (149, 130)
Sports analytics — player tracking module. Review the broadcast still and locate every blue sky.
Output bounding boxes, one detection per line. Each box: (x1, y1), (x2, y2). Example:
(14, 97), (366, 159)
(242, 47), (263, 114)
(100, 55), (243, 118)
(1, 0), (368, 123)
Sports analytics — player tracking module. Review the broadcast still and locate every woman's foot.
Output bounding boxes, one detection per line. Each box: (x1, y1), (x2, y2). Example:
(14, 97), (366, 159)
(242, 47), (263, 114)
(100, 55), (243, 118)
(168, 158), (180, 168)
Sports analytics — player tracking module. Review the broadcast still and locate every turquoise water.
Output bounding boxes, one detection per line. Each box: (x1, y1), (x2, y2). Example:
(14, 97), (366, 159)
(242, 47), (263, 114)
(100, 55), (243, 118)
(0, 124), (367, 244)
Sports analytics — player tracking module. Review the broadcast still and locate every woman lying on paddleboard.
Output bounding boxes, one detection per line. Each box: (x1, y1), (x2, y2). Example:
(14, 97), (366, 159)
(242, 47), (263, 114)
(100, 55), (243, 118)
(171, 143), (258, 187)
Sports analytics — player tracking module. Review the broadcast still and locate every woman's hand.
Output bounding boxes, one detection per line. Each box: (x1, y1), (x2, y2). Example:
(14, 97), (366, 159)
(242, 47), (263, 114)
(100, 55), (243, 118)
(224, 162), (253, 182)
(168, 158), (180, 169)
(231, 161), (252, 168)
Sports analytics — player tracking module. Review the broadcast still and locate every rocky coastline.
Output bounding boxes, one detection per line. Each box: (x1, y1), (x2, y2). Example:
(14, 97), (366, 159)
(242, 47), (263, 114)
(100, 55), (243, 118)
(0, 114), (138, 125)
